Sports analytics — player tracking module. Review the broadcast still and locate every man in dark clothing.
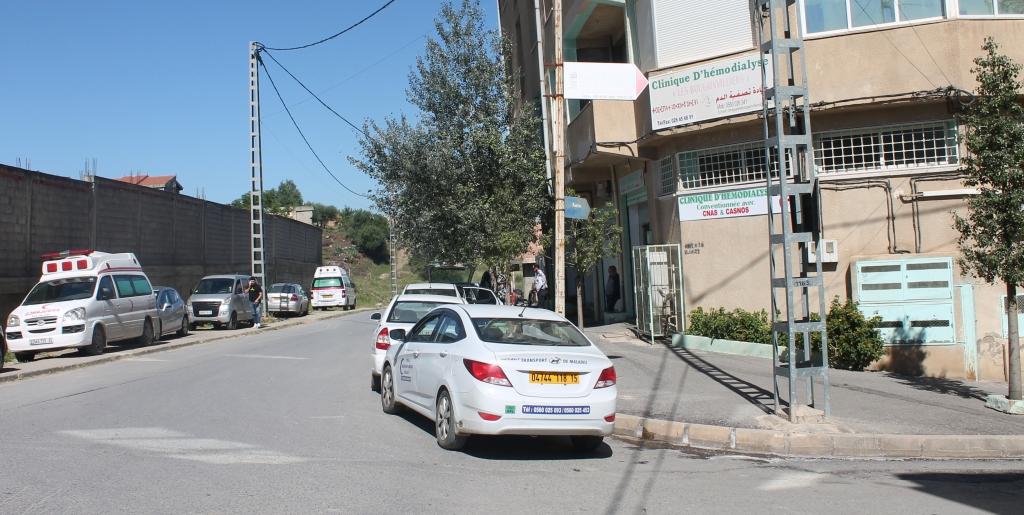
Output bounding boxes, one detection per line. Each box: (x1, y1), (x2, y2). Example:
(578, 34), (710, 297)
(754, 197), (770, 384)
(247, 278), (264, 328)
(605, 265), (621, 313)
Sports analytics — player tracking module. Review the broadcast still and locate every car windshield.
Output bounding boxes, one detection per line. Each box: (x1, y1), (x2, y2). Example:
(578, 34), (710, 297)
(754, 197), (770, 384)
(269, 284), (291, 293)
(472, 318), (591, 347)
(404, 288), (457, 297)
(23, 277), (97, 305)
(194, 278), (234, 294)
(388, 301), (451, 323)
(313, 277), (342, 288)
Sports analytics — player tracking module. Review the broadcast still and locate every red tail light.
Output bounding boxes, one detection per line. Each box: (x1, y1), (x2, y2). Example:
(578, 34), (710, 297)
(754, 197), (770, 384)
(46, 263), (58, 273)
(595, 366), (616, 388)
(61, 261), (72, 271)
(478, 412), (502, 421)
(76, 259), (88, 269)
(290, 294), (298, 301)
(463, 359), (512, 387)
(604, 414), (616, 422)
(375, 328), (390, 350)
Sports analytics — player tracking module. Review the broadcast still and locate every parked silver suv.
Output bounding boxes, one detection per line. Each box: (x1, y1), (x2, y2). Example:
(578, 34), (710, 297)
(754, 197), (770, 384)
(187, 274), (256, 330)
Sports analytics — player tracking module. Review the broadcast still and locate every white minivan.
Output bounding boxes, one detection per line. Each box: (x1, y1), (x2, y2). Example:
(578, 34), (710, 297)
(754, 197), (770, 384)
(4, 250), (159, 362)
(310, 266), (356, 310)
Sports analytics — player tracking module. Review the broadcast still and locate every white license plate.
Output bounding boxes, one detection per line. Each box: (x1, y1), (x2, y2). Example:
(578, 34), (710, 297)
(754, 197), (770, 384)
(199, 310), (214, 316)
(322, 294), (333, 299)
(30, 338), (53, 346)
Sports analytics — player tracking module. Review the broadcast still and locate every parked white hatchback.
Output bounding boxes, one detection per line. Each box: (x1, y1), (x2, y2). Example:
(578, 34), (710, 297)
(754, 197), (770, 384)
(369, 293), (465, 391)
(380, 305), (617, 452)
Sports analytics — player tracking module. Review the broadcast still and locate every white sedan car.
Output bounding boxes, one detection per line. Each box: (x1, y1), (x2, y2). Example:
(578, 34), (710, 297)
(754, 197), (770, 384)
(369, 294), (465, 390)
(380, 305), (617, 452)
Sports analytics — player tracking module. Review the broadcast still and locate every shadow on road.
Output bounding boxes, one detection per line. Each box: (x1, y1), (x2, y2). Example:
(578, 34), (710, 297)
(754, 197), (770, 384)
(895, 472), (1024, 515)
(884, 373), (993, 401)
(666, 345), (780, 414)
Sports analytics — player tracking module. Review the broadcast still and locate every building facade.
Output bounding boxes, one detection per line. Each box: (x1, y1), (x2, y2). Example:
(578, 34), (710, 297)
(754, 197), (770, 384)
(499, 0), (1024, 381)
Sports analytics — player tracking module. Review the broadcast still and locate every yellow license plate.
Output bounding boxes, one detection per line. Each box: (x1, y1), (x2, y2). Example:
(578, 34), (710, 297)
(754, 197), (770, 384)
(529, 372), (579, 384)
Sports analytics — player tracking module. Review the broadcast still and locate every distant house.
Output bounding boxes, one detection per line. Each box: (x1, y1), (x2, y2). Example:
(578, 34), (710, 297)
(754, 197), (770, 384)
(289, 205), (314, 225)
(113, 174), (183, 193)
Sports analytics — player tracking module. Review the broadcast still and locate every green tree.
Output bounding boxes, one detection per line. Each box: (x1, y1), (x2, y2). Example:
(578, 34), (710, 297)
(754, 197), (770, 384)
(230, 181), (292, 214)
(953, 37), (1024, 403)
(566, 203), (622, 328)
(311, 203), (341, 227)
(341, 208), (390, 264)
(352, 0), (548, 275)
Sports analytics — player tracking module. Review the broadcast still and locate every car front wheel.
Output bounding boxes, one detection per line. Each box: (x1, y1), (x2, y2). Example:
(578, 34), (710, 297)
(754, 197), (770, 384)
(435, 389), (468, 451)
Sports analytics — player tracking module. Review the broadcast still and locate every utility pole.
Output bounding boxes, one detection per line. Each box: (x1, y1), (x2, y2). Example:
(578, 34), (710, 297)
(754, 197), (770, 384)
(551, 0), (566, 316)
(249, 41), (268, 309)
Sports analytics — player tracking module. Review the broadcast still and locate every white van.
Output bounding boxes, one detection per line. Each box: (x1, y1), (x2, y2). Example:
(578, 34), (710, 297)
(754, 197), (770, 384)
(310, 266), (356, 310)
(4, 250), (159, 362)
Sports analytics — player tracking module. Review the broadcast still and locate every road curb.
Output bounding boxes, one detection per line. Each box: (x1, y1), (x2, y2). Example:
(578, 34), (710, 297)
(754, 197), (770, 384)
(612, 413), (1024, 459)
(0, 308), (370, 385)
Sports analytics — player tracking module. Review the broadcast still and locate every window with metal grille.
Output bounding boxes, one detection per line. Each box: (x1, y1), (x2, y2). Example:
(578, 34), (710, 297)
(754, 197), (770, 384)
(1000, 294), (1024, 338)
(675, 141), (789, 191)
(658, 155), (676, 196)
(814, 121), (958, 175)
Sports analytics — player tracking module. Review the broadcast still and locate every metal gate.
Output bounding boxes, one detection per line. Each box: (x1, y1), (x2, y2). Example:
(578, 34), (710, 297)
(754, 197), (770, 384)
(632, 244), (684, 341)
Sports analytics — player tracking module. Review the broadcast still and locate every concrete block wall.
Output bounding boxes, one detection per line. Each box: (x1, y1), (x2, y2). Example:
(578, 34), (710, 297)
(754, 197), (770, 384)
(0, 165), (323, 320)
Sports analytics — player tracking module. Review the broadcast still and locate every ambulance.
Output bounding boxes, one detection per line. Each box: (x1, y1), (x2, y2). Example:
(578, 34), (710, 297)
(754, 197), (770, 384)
(4, 250), (158, 362)
(310, 266), (356, 310)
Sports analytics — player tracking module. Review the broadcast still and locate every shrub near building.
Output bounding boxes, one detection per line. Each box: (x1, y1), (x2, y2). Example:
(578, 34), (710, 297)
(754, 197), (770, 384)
(687, 298), (884, 371)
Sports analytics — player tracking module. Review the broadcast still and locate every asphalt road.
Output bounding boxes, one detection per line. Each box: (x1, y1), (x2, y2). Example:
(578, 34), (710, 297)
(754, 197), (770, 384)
(0, 313), (1021, 514)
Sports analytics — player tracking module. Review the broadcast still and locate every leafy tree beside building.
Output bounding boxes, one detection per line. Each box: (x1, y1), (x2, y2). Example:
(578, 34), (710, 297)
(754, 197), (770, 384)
(953, 37), (1024, 406)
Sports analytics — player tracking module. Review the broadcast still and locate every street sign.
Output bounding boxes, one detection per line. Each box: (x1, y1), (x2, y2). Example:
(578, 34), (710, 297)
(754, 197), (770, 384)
(565, 196), (591, 220)
(564, 62), (648, 101)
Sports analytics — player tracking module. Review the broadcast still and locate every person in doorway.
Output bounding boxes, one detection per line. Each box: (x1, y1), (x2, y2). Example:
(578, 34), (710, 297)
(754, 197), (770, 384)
(495, 270), (509, 304)
(247, 278), (264, 328)
(532, 263), (548, 309)
(605, 265), (621, 313)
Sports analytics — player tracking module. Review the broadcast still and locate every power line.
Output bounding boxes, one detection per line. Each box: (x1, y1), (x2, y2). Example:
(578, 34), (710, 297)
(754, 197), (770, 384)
(261, 49), (368, 137)
(262, 0), (398, 51)
(258, 57), (369, 199)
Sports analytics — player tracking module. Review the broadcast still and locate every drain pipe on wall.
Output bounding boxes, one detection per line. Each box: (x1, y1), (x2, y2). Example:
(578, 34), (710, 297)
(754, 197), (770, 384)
(534, 0), (553, 186)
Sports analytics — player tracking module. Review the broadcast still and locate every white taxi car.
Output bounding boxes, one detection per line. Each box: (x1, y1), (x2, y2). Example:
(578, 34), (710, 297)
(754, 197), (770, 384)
(370, 293), (465, 391)
(380, 305), (616, 452)
(4, 250), (158, 361)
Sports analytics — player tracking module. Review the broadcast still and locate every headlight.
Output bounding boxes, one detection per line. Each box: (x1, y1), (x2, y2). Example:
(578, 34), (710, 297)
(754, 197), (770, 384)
(7, 314), (20, 327)
(219, 303), (230, 314)
(63, 308), (86, 323)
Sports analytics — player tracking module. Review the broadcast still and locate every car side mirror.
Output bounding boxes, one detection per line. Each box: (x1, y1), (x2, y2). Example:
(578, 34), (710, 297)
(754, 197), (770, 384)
(99, 287), (114, 301)
(162, 303), (172, 311)
(389, 329), (406, 342)
(370, 312), (381, 321)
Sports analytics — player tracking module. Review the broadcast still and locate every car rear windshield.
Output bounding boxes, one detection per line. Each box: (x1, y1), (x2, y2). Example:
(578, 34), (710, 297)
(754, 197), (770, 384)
(404, 288), (457, 297)
(23, 277), (97, 305)
(313, 278), (343, 288)
(269, 284), (293, 293)
(472, 318), (591, 347)
(388, 301), (451, 323)
(194, 278), (234, 294)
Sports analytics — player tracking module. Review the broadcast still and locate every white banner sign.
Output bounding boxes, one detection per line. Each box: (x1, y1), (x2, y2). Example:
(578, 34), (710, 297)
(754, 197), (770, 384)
(650, 54), (771, 131)
(564, 62), (649, 101)
(678, 186), (781, 222)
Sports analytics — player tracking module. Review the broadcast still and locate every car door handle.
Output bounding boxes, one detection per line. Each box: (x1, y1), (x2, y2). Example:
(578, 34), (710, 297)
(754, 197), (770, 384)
(439, 352), (448, 358)
(413, 351), (420, 358)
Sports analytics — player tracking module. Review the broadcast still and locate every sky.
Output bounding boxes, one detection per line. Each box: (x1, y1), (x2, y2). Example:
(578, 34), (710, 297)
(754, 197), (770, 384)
(0, 0), (498, 210)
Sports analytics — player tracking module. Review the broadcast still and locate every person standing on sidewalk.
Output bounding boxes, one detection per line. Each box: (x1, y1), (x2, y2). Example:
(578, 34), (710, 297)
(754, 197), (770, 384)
(247, 278), (264, 329)
(531, 263), (548, 309)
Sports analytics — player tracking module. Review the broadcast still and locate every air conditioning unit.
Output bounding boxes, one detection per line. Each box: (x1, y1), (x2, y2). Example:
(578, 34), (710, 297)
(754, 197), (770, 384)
(805, 239), (839, 264)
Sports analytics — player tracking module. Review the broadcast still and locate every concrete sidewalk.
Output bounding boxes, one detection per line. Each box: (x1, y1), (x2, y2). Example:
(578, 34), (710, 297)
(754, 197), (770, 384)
(0, 308), (362, 383)
(586, 324), (1024, 458)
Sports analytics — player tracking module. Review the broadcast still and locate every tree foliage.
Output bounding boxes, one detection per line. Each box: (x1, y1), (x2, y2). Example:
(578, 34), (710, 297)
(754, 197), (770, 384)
(953, 37), (1024, 401)
(231, 179), (305, 215)
(351, 0), (548, 270)
(339, 208), (390, 264)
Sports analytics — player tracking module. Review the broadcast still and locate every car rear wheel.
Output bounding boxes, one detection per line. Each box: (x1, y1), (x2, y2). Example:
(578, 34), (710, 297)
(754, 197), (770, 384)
(380, 366), (400, 414)
(14, 351), (36, 363)
(177, 318), (189, 337)
(435, 390), (468, 451)
(370, 373), (380, 392)
(570, 436), (604, 453)
(138, 319), (155, 346)
(82, 326), (106, 356)
(154, 320), (163, 341)
(227, 312), (238, 330)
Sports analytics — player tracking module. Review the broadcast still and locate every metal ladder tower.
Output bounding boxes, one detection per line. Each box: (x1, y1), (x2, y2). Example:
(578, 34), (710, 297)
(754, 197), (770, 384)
(389, 216), (398, 298)
(248, 42), (268, 303)
(756, 0), (831, 421)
